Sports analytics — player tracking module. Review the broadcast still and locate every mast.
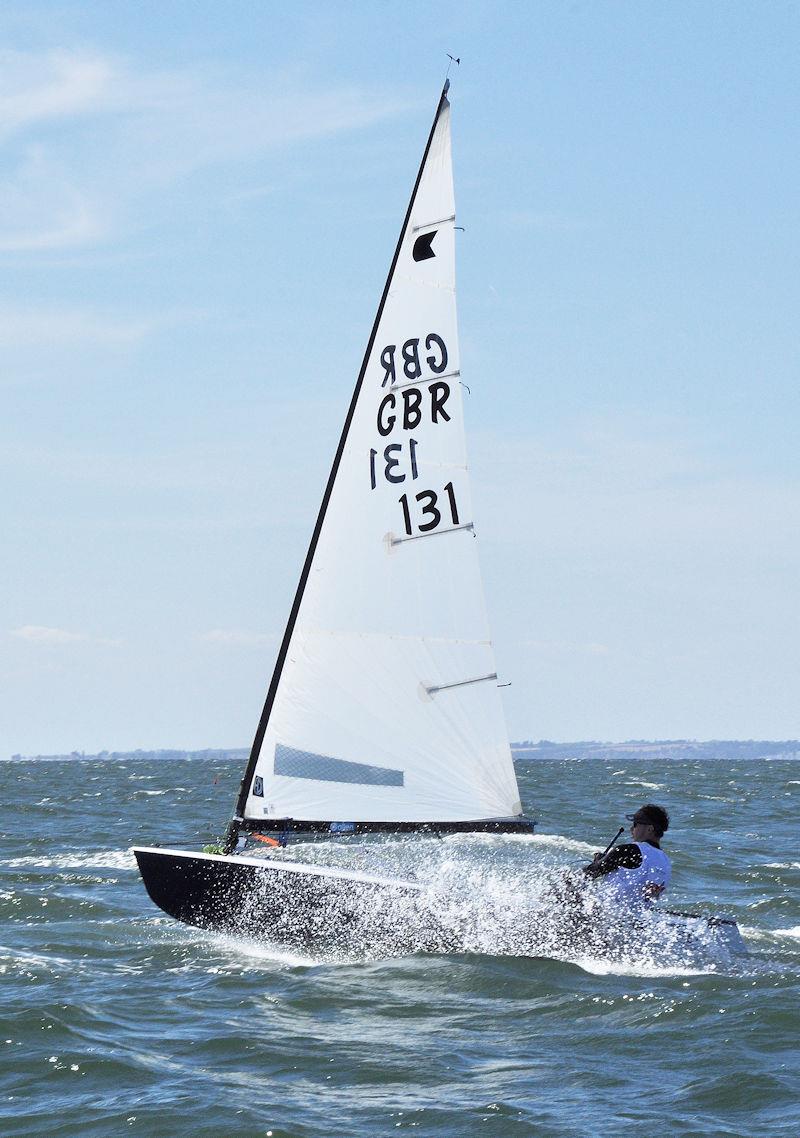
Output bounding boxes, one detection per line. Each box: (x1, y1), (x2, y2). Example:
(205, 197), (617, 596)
(224, 82), (453, 851)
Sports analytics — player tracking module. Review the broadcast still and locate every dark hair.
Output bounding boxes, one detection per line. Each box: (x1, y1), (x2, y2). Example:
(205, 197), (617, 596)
(634, 803), (669, 837)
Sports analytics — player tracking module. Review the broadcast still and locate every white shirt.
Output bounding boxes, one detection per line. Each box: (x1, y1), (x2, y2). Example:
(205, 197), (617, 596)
(600, 841), (672, 909)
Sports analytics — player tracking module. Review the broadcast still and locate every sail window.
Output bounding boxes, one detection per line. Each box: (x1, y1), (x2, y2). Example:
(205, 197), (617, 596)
(274, 744), (404, 787)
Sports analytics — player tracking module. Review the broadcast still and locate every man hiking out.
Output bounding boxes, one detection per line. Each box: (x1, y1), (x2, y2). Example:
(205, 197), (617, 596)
(582, 803), (671, 909)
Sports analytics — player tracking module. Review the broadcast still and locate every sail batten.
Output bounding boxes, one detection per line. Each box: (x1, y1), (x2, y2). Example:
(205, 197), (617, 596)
(234, 86), (523, 831)
(425, 673), (498, 696)
(412, 214), (456, 232)
(393, 370), (461, 389)
(389, 522), (474, 546)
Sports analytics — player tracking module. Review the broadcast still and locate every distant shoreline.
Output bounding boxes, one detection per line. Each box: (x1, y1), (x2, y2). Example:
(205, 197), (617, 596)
(511, 740), (799, 761)
(6, 740), (799, 762)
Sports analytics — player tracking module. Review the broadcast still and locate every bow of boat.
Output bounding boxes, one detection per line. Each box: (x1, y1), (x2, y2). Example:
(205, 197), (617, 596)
(132, 845), (425, 947)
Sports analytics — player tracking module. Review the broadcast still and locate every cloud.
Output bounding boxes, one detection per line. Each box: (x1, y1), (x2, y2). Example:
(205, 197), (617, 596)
(199, 632), (276, 650)
(0, 203), (104, 252)
(0, 47), (411, 254)
(0, 49), (114, 138)
(199, 629), (276, 648)
(10, 625), (121, 647)
(0, 148), (107, 252)
(521, 639), (611, 656)
(0, 304), (162, 347)
(495, 209), (584, 233)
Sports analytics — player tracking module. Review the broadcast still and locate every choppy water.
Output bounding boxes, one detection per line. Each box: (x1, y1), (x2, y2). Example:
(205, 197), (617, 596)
(1, 754), (798, 1136)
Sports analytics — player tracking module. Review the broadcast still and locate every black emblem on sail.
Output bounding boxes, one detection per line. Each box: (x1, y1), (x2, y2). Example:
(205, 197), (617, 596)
(412, 230), (437, 261)
(253, 776), (264, 797)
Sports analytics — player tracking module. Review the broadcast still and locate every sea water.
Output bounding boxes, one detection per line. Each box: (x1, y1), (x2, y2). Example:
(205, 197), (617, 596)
(1, 753), (797, 1137)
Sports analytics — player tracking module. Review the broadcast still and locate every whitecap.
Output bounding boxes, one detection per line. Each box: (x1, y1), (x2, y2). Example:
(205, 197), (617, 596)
(214, 933), (318, 969)
(2, 849), (136, 870)
(0, 946), (75, 969)
(572, 957), (714, 979)
(526, 833), (595, 854)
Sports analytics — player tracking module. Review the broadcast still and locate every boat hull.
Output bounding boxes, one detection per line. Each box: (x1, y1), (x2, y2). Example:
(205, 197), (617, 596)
(133, 846), (443, 956)
(134, 847), (747, 961)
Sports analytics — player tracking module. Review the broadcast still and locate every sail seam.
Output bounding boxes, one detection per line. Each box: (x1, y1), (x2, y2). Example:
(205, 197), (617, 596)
(393, 275), (456, 294)
(295, 628), (492, 645)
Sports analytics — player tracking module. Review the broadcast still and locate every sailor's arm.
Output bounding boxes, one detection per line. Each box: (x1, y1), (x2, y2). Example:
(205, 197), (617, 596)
(581, 843), (643, 879)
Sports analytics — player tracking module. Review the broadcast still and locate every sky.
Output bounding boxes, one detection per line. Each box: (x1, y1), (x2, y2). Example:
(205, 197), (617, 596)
(2, 1), (799, 755)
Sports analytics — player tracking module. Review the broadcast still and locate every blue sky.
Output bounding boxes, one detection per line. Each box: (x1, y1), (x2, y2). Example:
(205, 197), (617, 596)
(2, 1), (798, 754)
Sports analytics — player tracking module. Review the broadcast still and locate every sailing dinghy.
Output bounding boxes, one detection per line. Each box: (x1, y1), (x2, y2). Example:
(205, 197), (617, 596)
(134, 81), (531, 945)
(134, 83), (744, 961)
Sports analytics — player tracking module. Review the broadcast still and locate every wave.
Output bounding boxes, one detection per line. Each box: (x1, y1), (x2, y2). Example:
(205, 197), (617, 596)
(773, 926), (800, 940)
(1, 849), (136, 870)
(524, 833), (595, 854)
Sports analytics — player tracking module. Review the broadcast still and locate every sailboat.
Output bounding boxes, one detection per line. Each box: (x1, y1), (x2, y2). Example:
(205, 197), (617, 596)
(134, 83), (746, 962)
(134, 81), (532, 948)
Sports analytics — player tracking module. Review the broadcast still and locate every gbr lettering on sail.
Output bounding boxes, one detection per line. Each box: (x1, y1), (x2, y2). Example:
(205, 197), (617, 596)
(369, 331), (459, 538)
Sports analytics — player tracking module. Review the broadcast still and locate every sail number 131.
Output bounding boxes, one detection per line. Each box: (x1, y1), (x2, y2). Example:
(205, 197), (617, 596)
(399, 482), (459, 535)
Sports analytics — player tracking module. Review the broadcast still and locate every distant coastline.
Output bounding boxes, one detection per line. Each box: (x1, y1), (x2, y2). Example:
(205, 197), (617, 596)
(512, 739), (799, 761)
(7, 740), (799, 762)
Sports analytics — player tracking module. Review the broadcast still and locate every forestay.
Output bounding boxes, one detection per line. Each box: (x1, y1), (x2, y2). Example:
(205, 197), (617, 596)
(241, 88), (522, 826)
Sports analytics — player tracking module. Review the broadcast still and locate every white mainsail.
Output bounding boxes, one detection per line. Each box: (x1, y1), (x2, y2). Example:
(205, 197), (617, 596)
(240, 87), (522, 825)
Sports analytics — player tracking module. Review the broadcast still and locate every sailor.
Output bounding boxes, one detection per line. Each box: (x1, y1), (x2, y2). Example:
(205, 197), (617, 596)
(582, 804), (671, 908)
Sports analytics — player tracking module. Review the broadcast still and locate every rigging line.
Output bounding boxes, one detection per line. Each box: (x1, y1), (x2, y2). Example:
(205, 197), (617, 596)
(227, 82), (454, 845)
(390, 522), (474, 546)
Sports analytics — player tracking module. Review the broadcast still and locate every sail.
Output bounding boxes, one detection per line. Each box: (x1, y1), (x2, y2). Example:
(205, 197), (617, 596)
(240, 87), (522, 825)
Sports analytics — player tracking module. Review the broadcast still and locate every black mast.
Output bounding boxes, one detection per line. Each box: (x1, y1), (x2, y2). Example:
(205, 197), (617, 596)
(224, 82), (453, 852)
